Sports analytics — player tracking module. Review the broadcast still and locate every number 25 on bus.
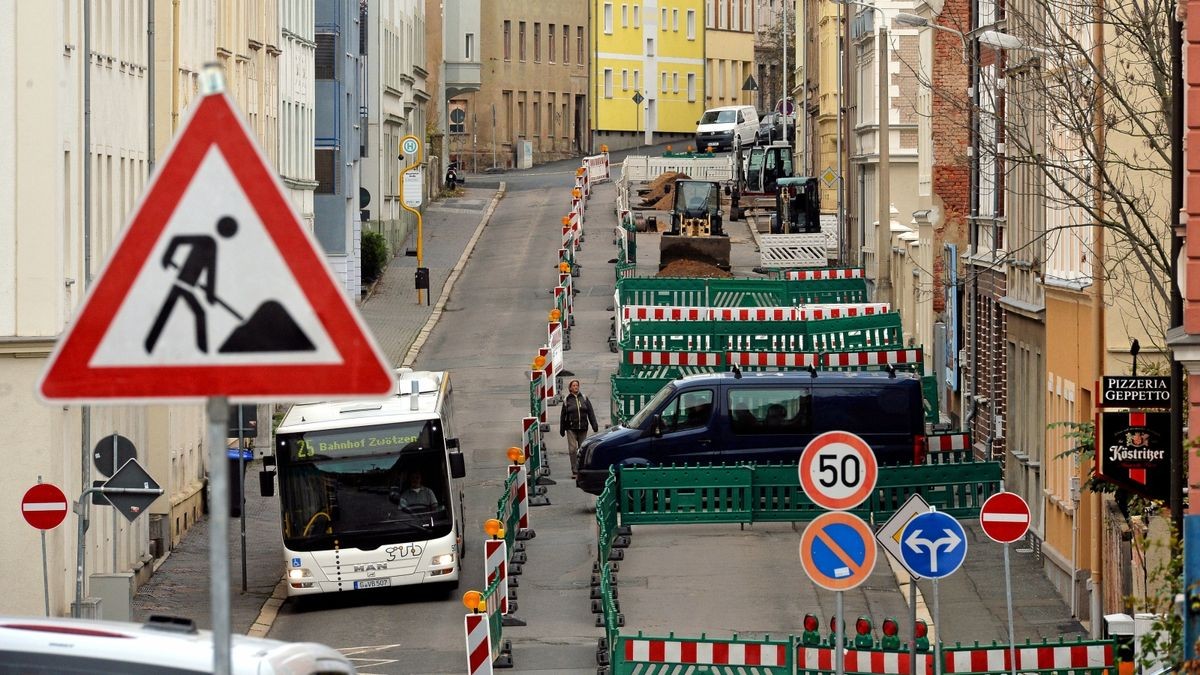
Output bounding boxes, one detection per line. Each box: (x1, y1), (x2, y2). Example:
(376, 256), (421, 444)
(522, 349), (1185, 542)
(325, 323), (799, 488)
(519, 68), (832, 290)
(260, 369), (468, 596)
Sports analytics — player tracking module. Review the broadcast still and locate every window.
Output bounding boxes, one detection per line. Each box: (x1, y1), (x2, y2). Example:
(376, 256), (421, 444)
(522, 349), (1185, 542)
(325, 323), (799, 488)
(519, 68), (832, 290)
(661, 390), (715, 433)
(577, 27), (584, 63)
(633, 70), (640, 91)
(633, 5), (640, 25)
(728, 389), (812, 435)
(646, 37), (655, 56)
(315, 33), (335, 79)
(315, 148), (336, 193)
(661, 72), (668, 93)
(731, 2), (740, 30)
(743, 0), (753, 30)
(604, 3), (613, 33)
(465, 33), (474, 60)
(687, 9), (696, 38)
(549, 25), (556, 62)
(517, 92), (527, 135)
(673, 72), (679, 93)
(661, 7), (668, 30)
(622, 4), (628, 27)
(687, 72), (696, 101)
(519, 21), (527, 60)
(562, 100), (569, 137)
(706, 0), (715, 28)
(534, 98), (541, 136)
(672, 8), (679, 30)
(449, 101), (467, 134)
(622, 69), (629, 90)
(563, 25), (570, 63)
(604, 69), (614, 98)
(718, 0), (727, 28)
(534, 23), (541, 61)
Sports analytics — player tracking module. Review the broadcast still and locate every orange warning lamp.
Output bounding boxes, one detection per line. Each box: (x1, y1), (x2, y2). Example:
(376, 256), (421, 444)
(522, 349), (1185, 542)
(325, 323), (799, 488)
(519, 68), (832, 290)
(666, 145), (673, 152)
(576, 167), (586, 176)
(483, 518), (505, 540)
(462, 590), (485, 612)
(549, 309), (562, 322)
(573, 188), (582, 199)
(507, 446), (526, 464)
(687, 145), (694, 152)
(601, 144), (609, 152)
(559, 262), (571, 274)
(532, 355), (547, 370)
(562, 215), (571, 225)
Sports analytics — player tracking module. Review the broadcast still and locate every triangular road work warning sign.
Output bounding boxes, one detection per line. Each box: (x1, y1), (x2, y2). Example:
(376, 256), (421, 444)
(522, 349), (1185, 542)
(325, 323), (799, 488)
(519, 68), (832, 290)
(39, 91), (394, 403)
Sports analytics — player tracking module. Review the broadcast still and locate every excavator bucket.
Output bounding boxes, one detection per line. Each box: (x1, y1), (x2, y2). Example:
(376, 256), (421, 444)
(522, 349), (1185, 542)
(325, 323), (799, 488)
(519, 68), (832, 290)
(659, 234), (732, 271)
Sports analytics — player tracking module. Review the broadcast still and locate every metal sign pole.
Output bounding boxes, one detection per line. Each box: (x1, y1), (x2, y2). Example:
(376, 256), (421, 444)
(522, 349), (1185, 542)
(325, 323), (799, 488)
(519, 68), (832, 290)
(207, 397), (232, 675)
(835, 590), (845, 675)
(933, 578), (941, 675)
(1004, 544), (1017, 675)
(909, 579), (917, 672)
(72, 493), (90, 617)
(111, 433), (118, 571)
(38, 475), (49, 617)
(239, 406), (248, 593)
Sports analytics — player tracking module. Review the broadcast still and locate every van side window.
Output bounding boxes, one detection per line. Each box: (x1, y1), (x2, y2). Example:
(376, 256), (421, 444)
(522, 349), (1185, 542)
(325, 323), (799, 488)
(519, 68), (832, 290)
(728, 388), (811, 435)
(661, 389), (714, 433)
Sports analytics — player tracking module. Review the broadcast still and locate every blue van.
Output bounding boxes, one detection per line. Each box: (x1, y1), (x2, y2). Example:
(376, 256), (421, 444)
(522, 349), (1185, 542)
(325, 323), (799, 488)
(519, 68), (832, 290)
(575, 370), (926, 495)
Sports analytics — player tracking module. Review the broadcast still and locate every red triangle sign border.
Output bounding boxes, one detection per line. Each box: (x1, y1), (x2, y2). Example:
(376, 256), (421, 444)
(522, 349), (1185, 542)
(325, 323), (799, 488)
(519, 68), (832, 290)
(39, 92), (394, 403)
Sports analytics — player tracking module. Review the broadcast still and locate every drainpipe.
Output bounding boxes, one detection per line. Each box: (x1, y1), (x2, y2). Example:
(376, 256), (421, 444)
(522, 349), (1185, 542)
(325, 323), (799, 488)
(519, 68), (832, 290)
(148, 0), (154, 171)
(172, 0), (180, 132)
(78, 0), (93, 617)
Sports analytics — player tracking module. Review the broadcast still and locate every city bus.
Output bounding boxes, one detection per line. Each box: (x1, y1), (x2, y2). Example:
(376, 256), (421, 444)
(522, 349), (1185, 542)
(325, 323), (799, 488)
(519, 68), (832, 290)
(262, 369), (467, 596)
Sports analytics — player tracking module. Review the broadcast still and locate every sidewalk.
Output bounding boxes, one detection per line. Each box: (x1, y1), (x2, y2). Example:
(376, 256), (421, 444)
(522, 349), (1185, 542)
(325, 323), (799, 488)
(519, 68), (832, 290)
(130, 185), (503, 633)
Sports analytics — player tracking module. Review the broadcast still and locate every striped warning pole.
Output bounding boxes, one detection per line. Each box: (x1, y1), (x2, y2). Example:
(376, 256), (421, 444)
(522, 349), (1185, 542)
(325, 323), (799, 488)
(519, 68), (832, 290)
(462, 590), (495, 675)
(483, 537), (509, 615)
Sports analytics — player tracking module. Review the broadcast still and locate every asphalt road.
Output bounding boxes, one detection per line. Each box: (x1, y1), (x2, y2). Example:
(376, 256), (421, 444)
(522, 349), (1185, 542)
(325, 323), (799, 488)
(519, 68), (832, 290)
(265, 161), (1083, 674)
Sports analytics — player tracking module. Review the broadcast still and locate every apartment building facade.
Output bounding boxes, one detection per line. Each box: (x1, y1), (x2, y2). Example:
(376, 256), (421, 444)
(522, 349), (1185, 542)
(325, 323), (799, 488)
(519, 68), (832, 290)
(704, 0), (756, 111)
(592, 0), (705, 150)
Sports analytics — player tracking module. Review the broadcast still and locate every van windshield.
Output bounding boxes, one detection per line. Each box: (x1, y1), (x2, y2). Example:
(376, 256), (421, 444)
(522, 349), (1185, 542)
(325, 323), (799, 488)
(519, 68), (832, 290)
(628, 384), (676, 428)
(700, 110), (736, 124)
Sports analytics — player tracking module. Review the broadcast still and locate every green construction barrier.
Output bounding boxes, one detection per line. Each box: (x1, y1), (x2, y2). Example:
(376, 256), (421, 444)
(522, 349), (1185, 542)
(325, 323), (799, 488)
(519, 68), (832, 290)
(619, 313), (902, 355)
(616, 460), (1002, 525)
(616, 276), (869, 308)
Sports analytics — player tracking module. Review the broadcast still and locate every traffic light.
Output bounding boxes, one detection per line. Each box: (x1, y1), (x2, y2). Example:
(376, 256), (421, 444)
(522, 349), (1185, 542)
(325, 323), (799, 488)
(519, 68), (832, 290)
(414, 267), (430, 290)
(854, 616), (874, 649)
(802, 614), (821, 646)
(880, 618), (901, 650)
(913, 620), (930, 652)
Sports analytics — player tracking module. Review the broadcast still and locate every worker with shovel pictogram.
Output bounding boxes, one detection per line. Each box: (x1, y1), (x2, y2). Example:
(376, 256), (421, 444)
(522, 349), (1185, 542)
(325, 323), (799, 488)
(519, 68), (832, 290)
(144, 215), (314, 355)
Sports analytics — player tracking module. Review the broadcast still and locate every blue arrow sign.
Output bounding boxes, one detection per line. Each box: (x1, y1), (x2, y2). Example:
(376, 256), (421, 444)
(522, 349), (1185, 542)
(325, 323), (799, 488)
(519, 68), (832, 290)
(899, 511), (967, 579)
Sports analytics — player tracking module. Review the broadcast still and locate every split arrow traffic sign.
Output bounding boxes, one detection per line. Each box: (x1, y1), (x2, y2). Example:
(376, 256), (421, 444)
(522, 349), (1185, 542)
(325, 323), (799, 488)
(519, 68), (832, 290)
(899, 511), (967, 579)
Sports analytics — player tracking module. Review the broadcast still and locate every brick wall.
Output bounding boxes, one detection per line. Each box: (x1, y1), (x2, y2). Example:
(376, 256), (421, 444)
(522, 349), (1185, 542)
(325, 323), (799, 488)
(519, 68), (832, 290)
(965, 265), (1008, 460)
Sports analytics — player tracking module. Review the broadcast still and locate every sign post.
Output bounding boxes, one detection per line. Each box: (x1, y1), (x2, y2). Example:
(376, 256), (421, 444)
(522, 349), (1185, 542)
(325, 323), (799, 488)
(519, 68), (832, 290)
(22, 479), (69, 616)
(900, 510), (968, 675)
(876, 493), (931, 669)
(38, 64), (393, 675)
(799, 431), (878, 675)
(980, 492), (1031, 675)
(399, 134), (426, 304)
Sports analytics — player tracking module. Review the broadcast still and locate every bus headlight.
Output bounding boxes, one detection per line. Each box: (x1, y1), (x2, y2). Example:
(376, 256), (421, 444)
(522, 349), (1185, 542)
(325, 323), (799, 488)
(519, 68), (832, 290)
(288, 568), (313, 580)
(431, 553), (455, 567)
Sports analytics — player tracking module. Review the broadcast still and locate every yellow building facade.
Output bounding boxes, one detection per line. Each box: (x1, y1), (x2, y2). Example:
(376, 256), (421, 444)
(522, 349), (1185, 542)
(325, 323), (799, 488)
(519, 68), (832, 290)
(704, 0), (756, 110)
(592, 0), (706, 149)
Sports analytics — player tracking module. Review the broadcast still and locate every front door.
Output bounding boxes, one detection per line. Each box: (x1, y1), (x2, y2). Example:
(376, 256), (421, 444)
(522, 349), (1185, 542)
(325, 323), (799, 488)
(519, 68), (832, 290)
(651, 388), (717, 464)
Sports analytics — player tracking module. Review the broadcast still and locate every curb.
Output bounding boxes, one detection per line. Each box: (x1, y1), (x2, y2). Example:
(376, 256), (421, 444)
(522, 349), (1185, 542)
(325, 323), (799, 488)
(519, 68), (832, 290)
(401, 182), (507, 367)
(242, 183), (506, 639)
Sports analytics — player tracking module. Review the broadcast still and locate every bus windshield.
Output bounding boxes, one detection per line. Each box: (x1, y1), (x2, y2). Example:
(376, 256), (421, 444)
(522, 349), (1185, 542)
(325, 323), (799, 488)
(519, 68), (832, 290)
(275, 420), (452, 551)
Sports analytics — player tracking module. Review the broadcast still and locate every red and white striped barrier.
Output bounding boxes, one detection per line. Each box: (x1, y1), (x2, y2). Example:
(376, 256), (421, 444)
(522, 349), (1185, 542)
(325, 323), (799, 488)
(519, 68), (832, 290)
(784, 268), (865, 280)
(464, 612), (494, 675)
(622, 306), (707, 321)
(624, 639), (787, 667)
(484, 539), (510, 615)
(711, 307), (794, 321)
(797, 646), (933, 675)
(584, 152), (610, 183)
(926, 433), (971, 452)
(944, 642), (1112, 674)
(796, 303), (890, 320)
(727, 352), (817, 368)
(625, 351), (723, 366)
(538, 346), (556, 401)
(508, 464), (530, 532)
(823, 348), (923, 368)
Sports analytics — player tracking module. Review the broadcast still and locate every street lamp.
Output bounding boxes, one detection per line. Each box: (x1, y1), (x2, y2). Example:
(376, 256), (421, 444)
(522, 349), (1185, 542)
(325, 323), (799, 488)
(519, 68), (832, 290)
(832, 0), (892, 303)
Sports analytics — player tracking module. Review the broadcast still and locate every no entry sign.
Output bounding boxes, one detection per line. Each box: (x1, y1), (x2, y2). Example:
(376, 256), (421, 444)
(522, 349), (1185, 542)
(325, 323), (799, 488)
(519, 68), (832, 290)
(22, 483), (69, 530)
(979, 492), (1031, 544)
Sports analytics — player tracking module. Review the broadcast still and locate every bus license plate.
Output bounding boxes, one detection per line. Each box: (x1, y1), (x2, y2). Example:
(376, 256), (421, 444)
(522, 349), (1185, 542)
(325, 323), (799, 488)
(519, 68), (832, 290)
(354, 578), (391, 590)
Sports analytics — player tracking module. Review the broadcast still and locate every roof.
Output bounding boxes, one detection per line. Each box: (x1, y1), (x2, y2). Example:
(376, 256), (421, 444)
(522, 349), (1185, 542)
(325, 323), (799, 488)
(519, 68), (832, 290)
(277, 369), (448, 432)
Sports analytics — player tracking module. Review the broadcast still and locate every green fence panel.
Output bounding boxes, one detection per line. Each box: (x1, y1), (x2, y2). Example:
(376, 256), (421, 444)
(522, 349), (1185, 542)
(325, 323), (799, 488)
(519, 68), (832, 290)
(494, 470), (521, 551)
(921, 375), (940, 424)
(618, 465), (755, 523)
(619, 314), (903, 354)
(616, 276), (871, 308)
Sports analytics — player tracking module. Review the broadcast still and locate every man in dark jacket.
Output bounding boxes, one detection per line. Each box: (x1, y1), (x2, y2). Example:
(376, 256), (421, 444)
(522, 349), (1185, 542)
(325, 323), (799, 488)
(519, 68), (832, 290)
(560, 379), (599, 478)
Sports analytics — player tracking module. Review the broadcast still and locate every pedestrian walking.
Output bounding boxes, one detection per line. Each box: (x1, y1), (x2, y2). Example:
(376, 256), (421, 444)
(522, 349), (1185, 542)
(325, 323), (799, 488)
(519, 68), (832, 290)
(560, 379), (598, 479)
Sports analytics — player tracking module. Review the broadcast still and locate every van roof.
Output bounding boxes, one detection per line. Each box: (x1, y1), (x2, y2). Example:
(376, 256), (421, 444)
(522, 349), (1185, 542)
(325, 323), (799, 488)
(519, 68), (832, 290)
(278, 369), (448, 432)
(676, 370), (919, 384)
(704, 105), (754, 112)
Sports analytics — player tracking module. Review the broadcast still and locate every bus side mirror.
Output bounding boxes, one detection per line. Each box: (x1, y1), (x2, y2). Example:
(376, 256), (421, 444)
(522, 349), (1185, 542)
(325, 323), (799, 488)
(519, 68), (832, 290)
(446, 437), (460, 450)
(449, 451), (466, 479)
(259, 469), (275, 498)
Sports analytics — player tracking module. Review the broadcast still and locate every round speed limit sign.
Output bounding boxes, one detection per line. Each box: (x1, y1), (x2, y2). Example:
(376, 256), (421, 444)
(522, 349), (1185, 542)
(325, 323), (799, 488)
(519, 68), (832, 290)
(798, 431), (878, 510)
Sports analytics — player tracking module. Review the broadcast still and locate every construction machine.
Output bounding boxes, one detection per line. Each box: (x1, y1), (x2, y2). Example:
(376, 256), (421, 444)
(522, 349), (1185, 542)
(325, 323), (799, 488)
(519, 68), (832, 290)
(770, 176), (821, 234)
(729, 141), (794, 221)
(658, 179), (732, 271)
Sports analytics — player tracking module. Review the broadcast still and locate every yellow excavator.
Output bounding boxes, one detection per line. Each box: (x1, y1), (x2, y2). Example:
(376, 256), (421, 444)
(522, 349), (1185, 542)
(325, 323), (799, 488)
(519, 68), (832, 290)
(658, 179), (732, 271)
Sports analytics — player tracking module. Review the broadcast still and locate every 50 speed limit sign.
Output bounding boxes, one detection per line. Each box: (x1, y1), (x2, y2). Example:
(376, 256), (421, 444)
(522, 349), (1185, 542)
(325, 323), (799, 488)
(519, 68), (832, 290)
(799, 431), (878, 510)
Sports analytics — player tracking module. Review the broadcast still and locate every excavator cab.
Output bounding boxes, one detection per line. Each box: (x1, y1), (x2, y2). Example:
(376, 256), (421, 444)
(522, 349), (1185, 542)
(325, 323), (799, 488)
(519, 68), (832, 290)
(659, 180), (732, 271)
(772, 176), (821, 234)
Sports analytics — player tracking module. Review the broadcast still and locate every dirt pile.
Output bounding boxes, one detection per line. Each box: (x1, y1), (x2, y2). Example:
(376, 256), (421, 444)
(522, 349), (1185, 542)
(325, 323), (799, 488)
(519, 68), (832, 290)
(656, 259), (734, 278)
(638, 171), (690, 208)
